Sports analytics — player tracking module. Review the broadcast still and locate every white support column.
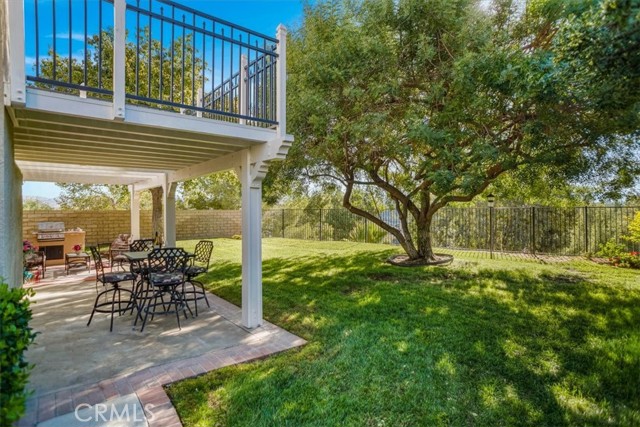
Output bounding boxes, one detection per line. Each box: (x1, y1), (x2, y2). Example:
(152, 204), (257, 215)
(239, 54), (248, 125)
(275, 25), (287, 138)
(113, 0), (126, 120)
(239, 150), (264, 328)
(6, 0), (26, 106)
(162, 181), (177, 247)
(129, 185), (140, 240)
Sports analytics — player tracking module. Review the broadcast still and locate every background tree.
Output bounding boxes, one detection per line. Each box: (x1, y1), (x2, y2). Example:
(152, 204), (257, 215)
(280, 0), (640, 263)
(23, 198), (54, 210)
(177, 171), (241, 210)
(55, 184), (134, 210)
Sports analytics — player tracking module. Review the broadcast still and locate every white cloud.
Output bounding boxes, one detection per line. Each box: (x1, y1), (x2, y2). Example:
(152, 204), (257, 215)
(46, 32), (87, 42)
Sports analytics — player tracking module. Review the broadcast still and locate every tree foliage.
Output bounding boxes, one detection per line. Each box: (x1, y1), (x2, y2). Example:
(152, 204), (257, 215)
(55, 183), (135, 210)
(178, 171), (241, 210)
(283, 0), (640, 261)
(23, 198), (54, 210)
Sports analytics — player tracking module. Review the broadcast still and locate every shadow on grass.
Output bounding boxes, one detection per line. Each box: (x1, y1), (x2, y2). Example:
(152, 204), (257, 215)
(169, 249), (640, 427)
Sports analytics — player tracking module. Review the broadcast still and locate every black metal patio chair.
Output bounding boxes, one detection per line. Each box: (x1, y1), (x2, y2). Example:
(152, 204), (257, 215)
(183, 240), (213, 316)
(130, 238), (155, 252)
(87, 246), (139, 332)
(135, 247), (191, 332)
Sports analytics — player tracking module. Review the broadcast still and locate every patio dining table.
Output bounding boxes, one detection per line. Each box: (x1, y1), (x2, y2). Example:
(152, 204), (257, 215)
(122, 251), (195, 262)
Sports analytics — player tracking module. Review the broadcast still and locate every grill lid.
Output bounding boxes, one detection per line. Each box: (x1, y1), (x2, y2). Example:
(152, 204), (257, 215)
(37, 222), (65, 232)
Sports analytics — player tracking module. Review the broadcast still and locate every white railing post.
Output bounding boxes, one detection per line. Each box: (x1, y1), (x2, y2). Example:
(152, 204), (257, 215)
(239, 54), (248, 125)
(275, 25), (287, 137)
(6, 0), (26, 106)
(113, 0), (126, 120)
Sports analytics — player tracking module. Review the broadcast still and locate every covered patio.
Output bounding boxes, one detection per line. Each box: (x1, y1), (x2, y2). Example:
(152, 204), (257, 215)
(1, 0), (300, 425)
(19, 265), (305, 427)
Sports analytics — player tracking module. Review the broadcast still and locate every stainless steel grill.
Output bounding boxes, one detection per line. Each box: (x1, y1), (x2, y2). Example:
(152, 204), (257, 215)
(36, 222), (65, 241)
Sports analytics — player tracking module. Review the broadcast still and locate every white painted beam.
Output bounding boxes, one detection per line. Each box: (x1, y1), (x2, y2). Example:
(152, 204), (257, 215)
(23, 89), (277, 144)
(168, 151), (242, 183)
(132, 176), (166, 192)
(113, 0), (126, 120)
(25, 90), (114, 121)
(125, 104), (276, 143)
(16, 161), (166, 185)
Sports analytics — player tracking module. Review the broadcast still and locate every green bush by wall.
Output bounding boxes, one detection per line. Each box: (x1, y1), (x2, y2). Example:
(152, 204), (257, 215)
(0, 282), (37, 425)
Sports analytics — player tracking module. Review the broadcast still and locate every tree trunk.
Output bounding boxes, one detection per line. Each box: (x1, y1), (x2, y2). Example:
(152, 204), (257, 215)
(416, 216), (435, 261)
(150, 187), (163, 238)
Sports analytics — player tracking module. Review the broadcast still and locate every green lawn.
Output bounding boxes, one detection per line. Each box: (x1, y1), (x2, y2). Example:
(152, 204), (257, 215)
(167, 238), (640, 426)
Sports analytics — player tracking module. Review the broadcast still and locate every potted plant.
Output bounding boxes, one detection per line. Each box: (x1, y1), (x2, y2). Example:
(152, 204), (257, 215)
(72, 244), (82, 255)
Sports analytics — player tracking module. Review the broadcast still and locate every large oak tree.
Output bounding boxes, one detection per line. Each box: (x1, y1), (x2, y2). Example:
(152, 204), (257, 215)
(283, 0), (640, 263)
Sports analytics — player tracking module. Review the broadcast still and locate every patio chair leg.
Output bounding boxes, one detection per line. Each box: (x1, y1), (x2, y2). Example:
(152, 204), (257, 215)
(110, 289), (116, 332)
(87, 294), (100, 327)
(117, 287), (123, 317)
(180, 284), (194, 318)
(173, 293), (182, 330)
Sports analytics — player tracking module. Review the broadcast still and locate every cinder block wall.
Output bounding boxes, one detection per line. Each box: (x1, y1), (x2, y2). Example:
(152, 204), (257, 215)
(22, 210), (242, 245)
(176, 210), (241, 240)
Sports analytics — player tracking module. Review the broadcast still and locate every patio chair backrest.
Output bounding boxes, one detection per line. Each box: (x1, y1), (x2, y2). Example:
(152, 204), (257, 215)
(147, 247), (188, 274)
(193, 240), (214, 269)
(89, 246), (105, 275)
(130, 239), (154, 252)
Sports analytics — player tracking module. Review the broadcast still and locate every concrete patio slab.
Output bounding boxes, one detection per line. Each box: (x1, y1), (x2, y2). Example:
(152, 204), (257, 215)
(18, 266), (306, 427)
(38, 393), (147, 427)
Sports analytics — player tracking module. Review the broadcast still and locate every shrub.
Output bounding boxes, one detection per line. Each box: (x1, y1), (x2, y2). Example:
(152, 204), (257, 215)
(349, 221), (387, 244)
(597, 239), (626, 259)
(597, 239), (640, 269)
(0, 283), (37, 426)
(625, 211), (640, 244)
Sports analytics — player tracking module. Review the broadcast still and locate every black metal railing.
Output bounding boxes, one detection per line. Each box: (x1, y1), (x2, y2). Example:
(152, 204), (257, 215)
(25, 0), (115, 96)
(23, 0), (279, 126)
(262, 206), (640, 256)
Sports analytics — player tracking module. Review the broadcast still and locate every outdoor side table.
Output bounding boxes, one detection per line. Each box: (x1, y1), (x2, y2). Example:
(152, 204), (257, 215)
(65, 252), (91, 275)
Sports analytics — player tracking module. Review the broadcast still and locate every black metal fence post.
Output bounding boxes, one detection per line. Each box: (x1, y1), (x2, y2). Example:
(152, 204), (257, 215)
(319, 209), (323, 241)
(531, 206), (536, 255)
(281, 209), (285, 238)
(584, 206), (589, 254)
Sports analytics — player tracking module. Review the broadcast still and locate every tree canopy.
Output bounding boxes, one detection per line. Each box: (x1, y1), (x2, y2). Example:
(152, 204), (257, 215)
(279, 0), (640, 262)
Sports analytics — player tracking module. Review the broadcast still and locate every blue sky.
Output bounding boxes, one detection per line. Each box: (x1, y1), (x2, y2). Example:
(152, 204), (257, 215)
(23, 0), (306, 199)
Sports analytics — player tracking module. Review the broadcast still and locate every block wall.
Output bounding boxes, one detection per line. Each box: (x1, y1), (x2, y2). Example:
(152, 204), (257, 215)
(22, 210), (242, 244)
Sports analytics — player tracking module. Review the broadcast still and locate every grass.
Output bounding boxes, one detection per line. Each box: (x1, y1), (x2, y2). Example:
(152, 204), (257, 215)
(167, 238), (640, 426)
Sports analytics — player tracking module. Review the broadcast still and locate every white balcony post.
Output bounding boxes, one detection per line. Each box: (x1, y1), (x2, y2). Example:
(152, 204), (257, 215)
(239, 54), (248, 125)
(129, 185), (140, 240)
(239, 150), (263, 328)
(6, 0), (26, 106)
(162, 181), (177, 247)
(113, 0), (126, 120)
(275, 25), (287, 137)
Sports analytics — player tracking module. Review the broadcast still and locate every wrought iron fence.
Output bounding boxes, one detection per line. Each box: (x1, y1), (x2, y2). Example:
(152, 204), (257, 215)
(263, 206), (640, 256)
(23, 0), (279, 125)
